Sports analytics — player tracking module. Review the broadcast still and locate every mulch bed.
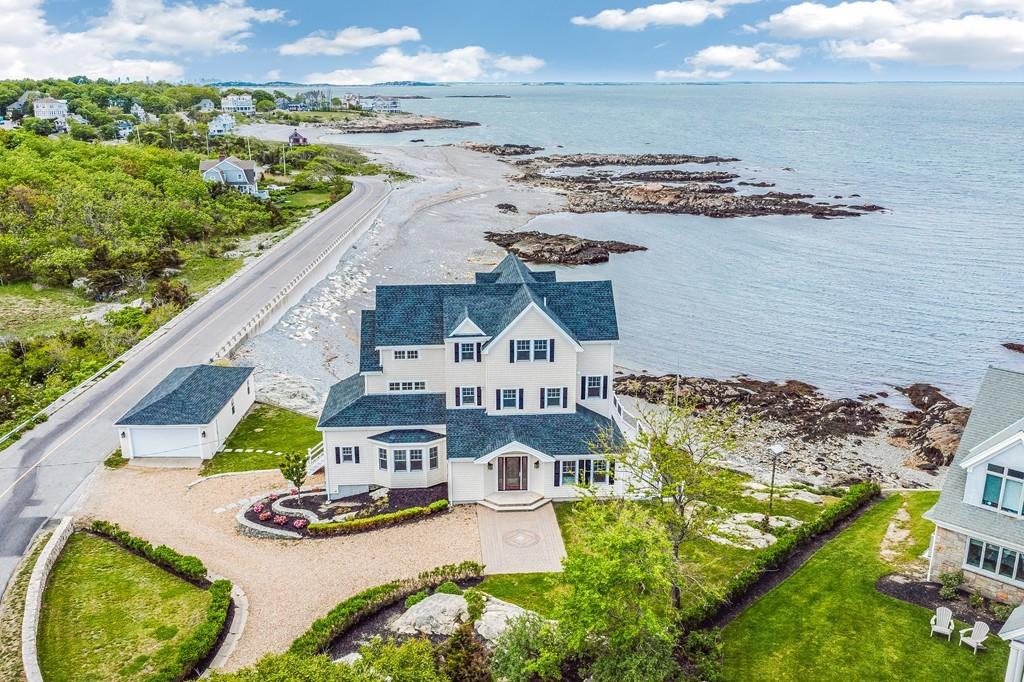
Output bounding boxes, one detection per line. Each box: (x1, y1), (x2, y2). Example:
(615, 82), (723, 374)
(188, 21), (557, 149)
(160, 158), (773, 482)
(707, 495), (882, 629)
(876, 574), (1006, 630)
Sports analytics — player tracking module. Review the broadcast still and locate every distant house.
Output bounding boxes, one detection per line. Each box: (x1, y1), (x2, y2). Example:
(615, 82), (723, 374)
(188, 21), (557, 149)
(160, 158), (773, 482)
(200, 155), (268, 199)
(273, 97), (291, 110)
(6, 91), (40, 118)
(925, 367), (1024, 604)
(32, 97), (69, 120)
(288, 129), (308, 147)
(207, 113), (236, 137)
(115, 365), (255, 465)
(220, 94), (255, 115)
(67, 113), (89, 126)
(116, 120), (134, 140)
(286, 102), (309, 112)
(342, 93), (360, 109)
(130, 102), (147, 121)
(361, 97), (400, 114)
(197, 98), (215, 113)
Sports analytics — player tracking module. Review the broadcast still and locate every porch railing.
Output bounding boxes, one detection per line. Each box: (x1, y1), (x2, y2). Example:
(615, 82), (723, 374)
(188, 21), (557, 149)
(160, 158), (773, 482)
(306, 441), (325, 476)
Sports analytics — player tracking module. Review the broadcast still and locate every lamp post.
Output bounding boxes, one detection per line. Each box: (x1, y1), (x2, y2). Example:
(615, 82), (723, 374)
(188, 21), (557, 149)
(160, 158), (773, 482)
(766, 442), (786, 526)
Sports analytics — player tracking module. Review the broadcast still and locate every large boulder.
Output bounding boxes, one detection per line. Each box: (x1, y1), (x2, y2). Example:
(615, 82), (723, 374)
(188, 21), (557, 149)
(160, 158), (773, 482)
(389, 593), (468, 637)
(475, 597), (530, 643)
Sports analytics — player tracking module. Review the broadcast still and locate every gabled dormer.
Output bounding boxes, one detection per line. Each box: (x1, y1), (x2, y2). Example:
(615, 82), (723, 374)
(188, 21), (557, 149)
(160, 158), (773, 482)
(961, 416), (1024, 517)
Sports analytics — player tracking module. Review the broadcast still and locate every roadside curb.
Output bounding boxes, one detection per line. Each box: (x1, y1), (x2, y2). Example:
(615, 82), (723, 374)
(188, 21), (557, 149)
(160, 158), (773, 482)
(21, 516), (74, 682)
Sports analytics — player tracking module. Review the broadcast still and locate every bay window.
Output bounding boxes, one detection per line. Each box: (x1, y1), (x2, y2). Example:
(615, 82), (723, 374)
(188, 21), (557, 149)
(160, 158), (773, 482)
(378, 447), (387, 470)
(429, 446), (439, 469)
(410, 449), (423, 471)
(393, 450), (407, 472)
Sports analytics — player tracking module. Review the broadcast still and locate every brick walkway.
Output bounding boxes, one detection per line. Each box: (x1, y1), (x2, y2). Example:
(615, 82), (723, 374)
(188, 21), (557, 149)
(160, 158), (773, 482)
(476, 504), (566, 574)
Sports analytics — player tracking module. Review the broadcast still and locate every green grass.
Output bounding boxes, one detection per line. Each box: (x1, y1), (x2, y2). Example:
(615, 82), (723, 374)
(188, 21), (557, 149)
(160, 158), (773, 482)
(477, 573), (570, 618)
(176, 248), (245, 296)
(0, 282), (93, 336)
(37, 533), (212, 682)
(200, 402), (320, 476)
(277, 189), (332, 209)
(103, 449), (128, 469)
(0, 530), (52, 682)
(721, 493), (1008, 681)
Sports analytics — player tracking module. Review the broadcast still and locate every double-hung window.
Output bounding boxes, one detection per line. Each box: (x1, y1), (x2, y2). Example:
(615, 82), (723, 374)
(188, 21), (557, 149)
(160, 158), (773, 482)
(586, 376), (603, 398)
(459, 343), (476, 362)
(460, 387), (477, 406)
(341, 447), (354, 463)
(545, 387), (563, 408)
(561, 460), (577, 486)
(593, 459), (609, 485)
(515, 340), (532, 361)
(532, 339), (549, 361)
(410, 449), (424, 471)
(388, 381), (426, 392)
(982, 464), (1024, 515)
(501, 389), (519, 409)
(429, 446), (439, 469)
(378, 448), (387, 470)
(393, 449), (407, 472)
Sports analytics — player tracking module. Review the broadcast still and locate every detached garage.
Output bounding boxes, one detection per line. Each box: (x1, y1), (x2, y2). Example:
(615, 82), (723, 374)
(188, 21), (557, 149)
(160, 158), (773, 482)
(114, 365), (255, 465)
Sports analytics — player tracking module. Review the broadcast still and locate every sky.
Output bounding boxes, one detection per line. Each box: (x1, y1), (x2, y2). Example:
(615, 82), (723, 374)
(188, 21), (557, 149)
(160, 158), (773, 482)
(1, 0), (1022, 83)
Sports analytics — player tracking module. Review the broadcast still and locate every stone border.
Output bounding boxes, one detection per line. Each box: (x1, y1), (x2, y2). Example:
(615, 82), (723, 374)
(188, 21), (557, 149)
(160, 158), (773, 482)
(235, 506), (302, 539)
(271, 492), (323, 523)
(21, 516), (74, 682)
(201, 577), (249, 676)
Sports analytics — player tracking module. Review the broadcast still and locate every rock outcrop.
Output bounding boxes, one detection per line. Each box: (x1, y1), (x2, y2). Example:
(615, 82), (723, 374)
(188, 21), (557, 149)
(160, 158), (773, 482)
(515, 153), (740, 167)
(1003, 342), (1024, 354)
(891, 384), (970, 468)
(484, 230), (646, 265)
(463, 143), (543, 156)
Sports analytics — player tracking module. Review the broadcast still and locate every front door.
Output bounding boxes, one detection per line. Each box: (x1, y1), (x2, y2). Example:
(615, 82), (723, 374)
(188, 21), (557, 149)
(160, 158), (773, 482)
(498, 456), (528, 491)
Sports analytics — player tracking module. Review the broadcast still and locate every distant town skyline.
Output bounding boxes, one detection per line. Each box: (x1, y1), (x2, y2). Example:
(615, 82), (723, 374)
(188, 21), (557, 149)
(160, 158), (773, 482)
(2, 0), (1022, 84)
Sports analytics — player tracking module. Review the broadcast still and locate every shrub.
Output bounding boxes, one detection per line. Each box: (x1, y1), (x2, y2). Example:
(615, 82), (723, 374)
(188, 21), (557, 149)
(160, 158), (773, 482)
(272, 515), (288, 526)
(491, 614), (566, 682)
(146, 579), (232, 682)
(464, 588), (485, 622)
(434, 581), (462, 595)
(90, 520), (207, 583)
(939, 571), (965, 600)
(969, 592), (985, 610)
(438, 622), (490, 682)
(680, 482), (881, 626)
(258, 511), (272, 522)
(992, 603), (1014, 622)
(252, 503), (264, 513)
(404, 590), (429, 609)
(681, 629), (724, 682)
(293, 519), (308, 530)
(307, 500), (450, 536)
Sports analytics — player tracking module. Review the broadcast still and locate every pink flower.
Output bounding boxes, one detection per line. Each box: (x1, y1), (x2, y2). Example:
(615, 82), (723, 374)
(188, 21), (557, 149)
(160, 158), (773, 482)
(268, 494), (279, 501)
(293, 519), (308, 529)
(259, 511), (272, 521)
(290, 488), (298, 495)
(252, 503), (264, 513)
(273, 515), (287, 526)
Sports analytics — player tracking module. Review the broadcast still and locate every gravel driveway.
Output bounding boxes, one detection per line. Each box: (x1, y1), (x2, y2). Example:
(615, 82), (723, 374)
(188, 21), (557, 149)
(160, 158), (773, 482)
(74, 467), (482, 670)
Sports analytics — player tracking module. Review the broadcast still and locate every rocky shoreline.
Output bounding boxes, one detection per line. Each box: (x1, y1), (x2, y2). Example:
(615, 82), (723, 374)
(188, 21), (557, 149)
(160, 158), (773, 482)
(338, 116), (480, 134)
(461, 143), (543, 156)
(484, 230), (646, 265)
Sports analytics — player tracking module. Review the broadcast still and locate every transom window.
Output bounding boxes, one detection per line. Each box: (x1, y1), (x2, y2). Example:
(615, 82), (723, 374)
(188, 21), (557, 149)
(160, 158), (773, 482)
(982, 464), (1024, 515)
(532, 339), (549, 361)
(515, 340), (532, 361)
(429, 446), (439, 470)
(410, 449), (424, 471)
(388, 381), (426, 392)
(501, 389), (519, 409)
(460, 387), (477, 405)
(394, 350), (419, 360)
(393, 449), (407, 472)
(966, 537), (1024, 584)
(459, 343), (476, 361)
(586, 376), (603, 398)
(378, 447), (387, 470)
(545, 387), (563, 408)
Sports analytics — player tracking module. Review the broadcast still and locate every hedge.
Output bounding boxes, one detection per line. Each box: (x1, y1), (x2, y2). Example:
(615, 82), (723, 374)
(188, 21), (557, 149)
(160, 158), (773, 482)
(681, 481), (882, 627)
(307, 499), (449, 537)
(145, 579), (233, 682)
(90, 519), (207, 583)
(289, 560), (485, 657)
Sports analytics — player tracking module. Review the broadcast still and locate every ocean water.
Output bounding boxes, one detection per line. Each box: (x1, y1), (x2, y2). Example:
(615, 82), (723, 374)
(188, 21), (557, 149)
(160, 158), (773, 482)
(318, 83), (1024, 404)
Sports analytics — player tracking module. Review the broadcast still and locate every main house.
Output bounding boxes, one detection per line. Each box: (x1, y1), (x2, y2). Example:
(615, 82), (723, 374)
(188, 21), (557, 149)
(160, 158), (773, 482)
(314, 254), (635, 509)
(200, 155), (267, 199)
(925, 367), (1024, 603)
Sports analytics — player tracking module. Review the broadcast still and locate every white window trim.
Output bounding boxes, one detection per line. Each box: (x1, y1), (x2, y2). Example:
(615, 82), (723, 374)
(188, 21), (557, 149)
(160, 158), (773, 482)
(388, 381), (427, 392)
(532, 339), (550, 361)
(341, 446), (354, 463)
(545, 387), (563, 408)
(378, 447), (387, 470)
(459, 386), (478, 407)
(962, 536), (1024, 587)
(500, 388), (520, 410)
(459, 342), (477, 361)
(409, 449), (424, 471)
(429, 446), (439, 470)
(514, 339), (532, 362)
(393, 349), (419, 360)
(585, 375), (603, 399)
(393, 449), (408, 472)
(980, 464), (1024, 518)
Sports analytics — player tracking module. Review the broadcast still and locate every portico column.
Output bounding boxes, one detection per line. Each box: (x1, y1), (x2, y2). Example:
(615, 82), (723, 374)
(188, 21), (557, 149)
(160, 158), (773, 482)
(1006, 640), (1024, 682)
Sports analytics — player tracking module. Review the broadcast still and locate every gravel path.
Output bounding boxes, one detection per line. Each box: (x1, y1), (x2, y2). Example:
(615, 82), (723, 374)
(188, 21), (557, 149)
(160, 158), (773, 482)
(73, 467), (482, 670)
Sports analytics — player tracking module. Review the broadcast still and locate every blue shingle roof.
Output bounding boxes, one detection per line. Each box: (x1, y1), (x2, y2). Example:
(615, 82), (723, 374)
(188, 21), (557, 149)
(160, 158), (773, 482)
(368, 429), (446, 443)
(444, 405), (622, 459)
(116, 365), (253, 426)
(359, 310), (382, 373)
(318, 374), (446, 428)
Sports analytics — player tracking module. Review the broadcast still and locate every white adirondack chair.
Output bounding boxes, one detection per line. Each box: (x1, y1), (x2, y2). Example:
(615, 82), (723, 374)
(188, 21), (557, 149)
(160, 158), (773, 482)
(930, 606), (954, 640)
(959, 621), (990, 654)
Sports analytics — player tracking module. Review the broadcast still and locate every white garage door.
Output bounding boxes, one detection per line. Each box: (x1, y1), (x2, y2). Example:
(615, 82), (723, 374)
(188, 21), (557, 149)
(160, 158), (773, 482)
(129, 427), (201, 459)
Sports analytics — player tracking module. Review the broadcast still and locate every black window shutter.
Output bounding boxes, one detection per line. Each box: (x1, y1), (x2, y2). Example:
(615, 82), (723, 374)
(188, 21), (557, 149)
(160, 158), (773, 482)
(540, 388), (545, 408)
(562, 386), (568, 407)
(495, 389), (501, 410)
(609, 461), (616, 485)
(453, 343), (460, 363)
(455, 387), (461, 407)
(475, 342), (481, 362)
(509, 339), (515, 363)
(354, 446), (360, 464)
(476, 387), (482, 406)
(580, 375), (587, 397)
(518, 388), (524, 409)
(554, 460), (561, 487)
(549, 338), (555, 362)
(334, 446), (341, 464)
(602, 376), (608, 399)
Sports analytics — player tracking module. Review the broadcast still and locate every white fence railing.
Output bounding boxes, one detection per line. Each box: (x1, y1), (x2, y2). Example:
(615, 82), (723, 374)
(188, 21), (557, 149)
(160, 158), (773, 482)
(612, 393), (646, 439)
(306, 442), (325, 476)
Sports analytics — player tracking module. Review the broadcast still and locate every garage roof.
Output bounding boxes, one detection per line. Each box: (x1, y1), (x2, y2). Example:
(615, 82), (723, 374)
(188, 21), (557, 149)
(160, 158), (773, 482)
(115, 365), (253, 426)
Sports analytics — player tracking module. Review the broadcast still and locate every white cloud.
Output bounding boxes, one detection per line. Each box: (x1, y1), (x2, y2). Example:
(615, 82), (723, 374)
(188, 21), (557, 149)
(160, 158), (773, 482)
(304, 46), (545, 84)
(571, 0), (758, 30)
(758, 0), (1024, 68)
(656, 42), (802, 78)
(278, 25), (421, 56)
(0, 0), (284, 80)
(264, 69), (282, 81)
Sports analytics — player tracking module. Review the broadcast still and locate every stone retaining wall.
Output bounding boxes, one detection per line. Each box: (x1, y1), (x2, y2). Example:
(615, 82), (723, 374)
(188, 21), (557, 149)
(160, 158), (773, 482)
(21, 517), (74, 682)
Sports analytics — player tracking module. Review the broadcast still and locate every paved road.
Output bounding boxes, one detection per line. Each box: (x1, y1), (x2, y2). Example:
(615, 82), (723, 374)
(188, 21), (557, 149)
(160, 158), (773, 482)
(0, 177), (391, 591)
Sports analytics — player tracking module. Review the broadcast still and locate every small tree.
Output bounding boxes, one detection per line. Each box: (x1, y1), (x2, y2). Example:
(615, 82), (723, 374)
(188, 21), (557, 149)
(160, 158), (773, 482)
(595, 395), (751, 609)
(279, 450), (308, 492)
(437, 622), (490, 682)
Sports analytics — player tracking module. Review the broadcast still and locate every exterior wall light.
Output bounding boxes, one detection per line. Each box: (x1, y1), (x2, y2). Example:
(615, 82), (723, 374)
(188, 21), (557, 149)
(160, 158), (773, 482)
(487, 462), (493, 470)
(120, 432), (125, 439)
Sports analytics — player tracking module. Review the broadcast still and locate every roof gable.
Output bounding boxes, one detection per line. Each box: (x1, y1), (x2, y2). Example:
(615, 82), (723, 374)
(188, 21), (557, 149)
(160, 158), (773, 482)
(116, 365), (252, 426)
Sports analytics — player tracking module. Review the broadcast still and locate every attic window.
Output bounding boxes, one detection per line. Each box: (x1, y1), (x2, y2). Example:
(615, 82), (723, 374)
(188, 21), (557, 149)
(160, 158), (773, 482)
(459, 343), (476, 361)
(394, 350), (419, 360)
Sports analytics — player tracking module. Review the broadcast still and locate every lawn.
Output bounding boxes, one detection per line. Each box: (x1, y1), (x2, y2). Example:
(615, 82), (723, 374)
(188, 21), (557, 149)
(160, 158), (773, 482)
(721, 492), (1009, 681)
(0, 282), (93, 336)
(37, 533), (212, 682)
(200, 402), (320, 476)
(176, 247), (245, 297)
(277, 189), (332, 209)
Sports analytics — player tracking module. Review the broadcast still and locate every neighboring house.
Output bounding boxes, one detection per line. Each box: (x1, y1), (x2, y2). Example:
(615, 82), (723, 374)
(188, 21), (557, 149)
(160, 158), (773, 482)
(315, 254), (633, 510)
(220, 94), (255, 115)
(6, 90), (41, 118)
(273, 97), (291, 110)
(200, 155), (268, 199)
(342, 93), (360, 109)
(32, 97), (68, 120)
(197, 98), (215, 113)
(925, 367), (1024, 603)
(288, 129), (308, 146)
(115, 365), (255, 465)
(116, 120), (134, 140)
(360, 98), (401, 113)
(130, 102), (147, 121)
(207, 113), (236, 137)
(286, 102), (309, 112)
(67, 113), (89, 125)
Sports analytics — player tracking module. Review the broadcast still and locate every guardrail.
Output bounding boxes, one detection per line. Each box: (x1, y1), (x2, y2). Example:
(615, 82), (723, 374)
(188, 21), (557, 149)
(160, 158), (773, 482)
(306, 442), (325, 476)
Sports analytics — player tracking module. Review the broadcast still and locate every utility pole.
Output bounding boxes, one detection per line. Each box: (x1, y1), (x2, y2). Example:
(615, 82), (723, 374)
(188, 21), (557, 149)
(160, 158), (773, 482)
(246, 136), (252, 161)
